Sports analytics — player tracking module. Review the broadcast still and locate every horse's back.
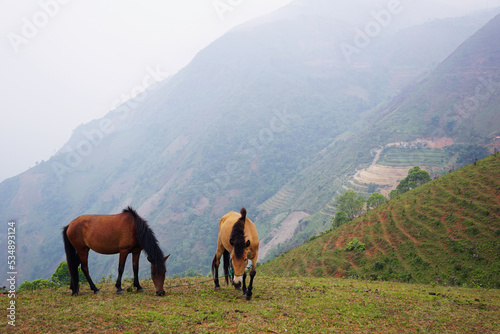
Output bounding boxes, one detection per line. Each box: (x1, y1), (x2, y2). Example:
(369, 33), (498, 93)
(218, 210), (259, 249)
(218, 211), (240, 229)
(66, 212), (137, 254)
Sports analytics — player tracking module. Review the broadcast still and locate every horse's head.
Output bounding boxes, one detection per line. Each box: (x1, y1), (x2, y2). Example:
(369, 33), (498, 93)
(148, 254), (170, 296)
(230, 239), (250, 289)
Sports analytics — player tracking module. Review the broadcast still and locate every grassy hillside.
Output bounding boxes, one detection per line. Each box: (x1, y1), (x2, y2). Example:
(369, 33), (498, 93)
(3, 276), (500, 333)
(261, 154), (500, 288)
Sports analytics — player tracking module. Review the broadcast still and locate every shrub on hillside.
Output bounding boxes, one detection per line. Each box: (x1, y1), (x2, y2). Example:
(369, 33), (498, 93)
(345, 238), (365, 253)
(19, 279), (58, 292)
(19, 261), (88, 292)
(51, 261), (87, 285)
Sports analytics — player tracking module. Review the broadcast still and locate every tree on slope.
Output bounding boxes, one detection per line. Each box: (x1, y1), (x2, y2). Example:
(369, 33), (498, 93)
(389, 166), (431, 199)
(333, 210), (350, 228)
(335, 190), (366, 221)
(367, 192), (387, 209)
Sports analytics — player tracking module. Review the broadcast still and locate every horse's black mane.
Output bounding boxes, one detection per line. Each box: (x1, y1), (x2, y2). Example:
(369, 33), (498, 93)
(123, 207), (165, 272)
(230, 207), (247, 259)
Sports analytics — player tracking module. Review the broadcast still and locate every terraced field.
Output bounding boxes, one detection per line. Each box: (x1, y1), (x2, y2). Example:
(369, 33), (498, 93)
(377, 147), (451, 167)
(258, 186), (296, 213)
(350, 144), (452, 196)
(261, 154), (500, 288)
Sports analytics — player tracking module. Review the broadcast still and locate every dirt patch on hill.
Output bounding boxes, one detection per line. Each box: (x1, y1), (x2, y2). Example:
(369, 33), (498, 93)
(259, 211), (310, 260)
(354, 165), (412, 195)
(423, 137), (454, 149)
(386, 137), (454, 149)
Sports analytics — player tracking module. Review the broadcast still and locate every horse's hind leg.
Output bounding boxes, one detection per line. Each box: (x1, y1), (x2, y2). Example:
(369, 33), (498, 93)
(115, 251), (129, 295)
(132, 252), (143, 292)
(68, 256), (81, 296)
(79, 248), (100, 293)
(63, 225), (81, 296)
(211, 252), (223, 291)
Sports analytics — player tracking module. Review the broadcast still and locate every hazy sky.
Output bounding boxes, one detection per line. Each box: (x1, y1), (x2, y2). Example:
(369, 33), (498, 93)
(0, 0), (292, 182)
(1, 0), (499, 182)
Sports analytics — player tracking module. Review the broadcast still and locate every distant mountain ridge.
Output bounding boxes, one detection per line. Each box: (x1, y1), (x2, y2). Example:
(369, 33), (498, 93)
(0, 4), (498, 282)
(370, 13), (500, 143)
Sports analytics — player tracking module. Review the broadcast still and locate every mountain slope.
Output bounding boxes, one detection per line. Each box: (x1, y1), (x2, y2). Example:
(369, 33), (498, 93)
(0, 4), (497, 282)
(258, 13), (500, 260)
(372, 13), (500, 143)
(260, 154), (500, 288)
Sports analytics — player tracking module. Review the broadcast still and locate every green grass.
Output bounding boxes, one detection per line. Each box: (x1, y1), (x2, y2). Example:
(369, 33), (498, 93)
(2, 276), (500, 333)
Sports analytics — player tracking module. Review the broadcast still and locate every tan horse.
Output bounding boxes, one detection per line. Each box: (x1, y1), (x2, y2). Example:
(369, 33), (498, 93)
(62, 207), (169, 296)
(211, 207), (259, 300)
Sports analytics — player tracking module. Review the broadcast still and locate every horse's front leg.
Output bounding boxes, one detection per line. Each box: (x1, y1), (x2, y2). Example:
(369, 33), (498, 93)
(242, 272), (247, 296)
(132, 251), (144, 292)
(245, 266), (256, 301)
(115, 251), (129, 295)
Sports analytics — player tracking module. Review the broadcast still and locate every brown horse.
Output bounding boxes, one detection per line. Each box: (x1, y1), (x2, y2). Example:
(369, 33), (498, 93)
(212, 207), (259, 300)
(62, 207), (169, 296)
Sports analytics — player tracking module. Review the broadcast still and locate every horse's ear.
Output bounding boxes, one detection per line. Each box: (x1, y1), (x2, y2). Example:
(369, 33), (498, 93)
(245, 240), (250, 248)
(147, 257), (152, 263)
(164, 254), (170, 262)
(230, 239), (234, 246)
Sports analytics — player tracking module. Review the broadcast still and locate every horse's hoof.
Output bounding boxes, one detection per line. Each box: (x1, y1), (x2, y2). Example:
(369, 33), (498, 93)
(214, 287), (221, 291)
(116, 290), (125, 295)
(137, 288), (145, 293)
(245, 294), (252, 301)
(94, 290), (101, 294)
(72, 292), (79, 297)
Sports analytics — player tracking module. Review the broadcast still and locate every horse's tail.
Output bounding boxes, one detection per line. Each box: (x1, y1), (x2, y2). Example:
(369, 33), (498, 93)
(222, 249), (230, 285)
(240, 207), (246, 222)
(62, 225), (80, 292)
